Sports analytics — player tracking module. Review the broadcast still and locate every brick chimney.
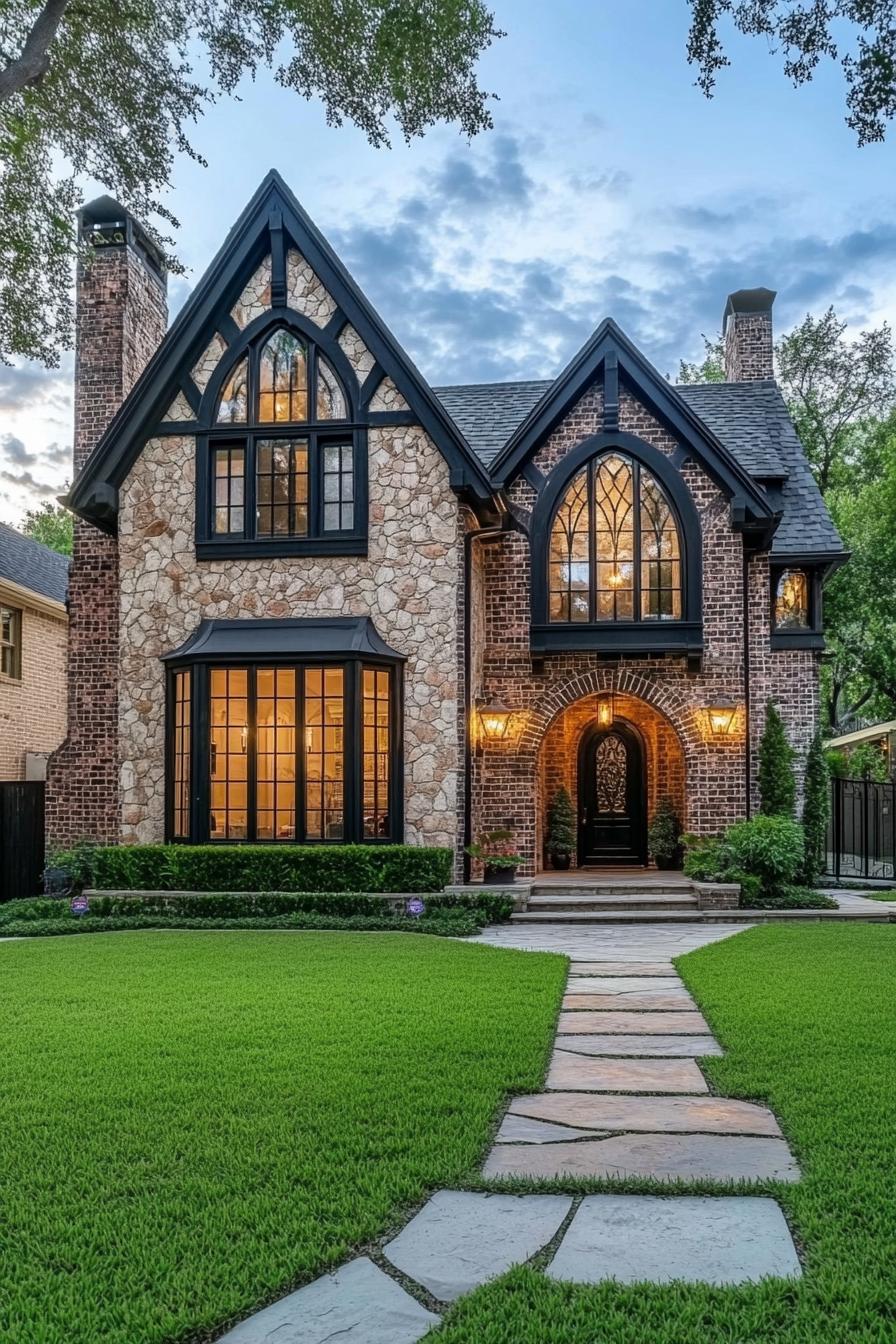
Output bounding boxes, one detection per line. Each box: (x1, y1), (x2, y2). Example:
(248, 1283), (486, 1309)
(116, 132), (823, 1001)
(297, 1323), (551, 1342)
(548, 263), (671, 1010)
(46, 197), (168, 847)
(722, 287), (776, 381)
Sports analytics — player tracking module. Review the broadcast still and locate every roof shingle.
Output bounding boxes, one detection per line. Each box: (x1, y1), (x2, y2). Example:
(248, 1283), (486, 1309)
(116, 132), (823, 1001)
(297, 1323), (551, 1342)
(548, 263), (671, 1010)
(0, 523), (69, 605)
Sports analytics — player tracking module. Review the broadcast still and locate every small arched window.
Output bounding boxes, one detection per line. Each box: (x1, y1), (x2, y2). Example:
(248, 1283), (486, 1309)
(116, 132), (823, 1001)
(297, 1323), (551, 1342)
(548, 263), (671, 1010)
(201, 324), (362, 556)
(549, 452), (682, 623)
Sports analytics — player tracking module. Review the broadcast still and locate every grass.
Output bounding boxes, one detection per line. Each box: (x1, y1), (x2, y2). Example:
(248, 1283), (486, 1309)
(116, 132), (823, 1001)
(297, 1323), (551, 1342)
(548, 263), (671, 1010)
(0, 931), (565, 1344)
(432, 924), (896, 1343)
(860, 890), (896, 902)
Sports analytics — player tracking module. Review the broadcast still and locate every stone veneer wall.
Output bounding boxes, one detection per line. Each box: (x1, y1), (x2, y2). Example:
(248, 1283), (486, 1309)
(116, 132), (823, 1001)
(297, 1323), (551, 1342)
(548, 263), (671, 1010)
(117, 260), (462, 853)
(469, 381), (816, 875)
(46, 243), (168, 845)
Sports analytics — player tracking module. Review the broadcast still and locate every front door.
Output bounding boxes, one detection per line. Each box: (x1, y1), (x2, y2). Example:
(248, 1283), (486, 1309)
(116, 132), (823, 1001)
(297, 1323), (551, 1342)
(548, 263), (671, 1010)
(578, 723), (646, 865)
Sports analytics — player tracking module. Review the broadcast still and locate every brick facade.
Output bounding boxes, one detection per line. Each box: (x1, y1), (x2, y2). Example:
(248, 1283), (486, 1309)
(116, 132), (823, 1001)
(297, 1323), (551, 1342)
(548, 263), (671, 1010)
(46, 241), (168, 846)
(0, 597), (67, 779)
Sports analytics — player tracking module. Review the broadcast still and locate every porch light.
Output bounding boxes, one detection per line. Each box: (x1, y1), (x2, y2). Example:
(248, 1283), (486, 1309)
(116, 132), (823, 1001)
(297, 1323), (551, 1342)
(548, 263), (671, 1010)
(597, 693), (615, 728)
(477, 695), (514, 742)
(707, 695), (738, 737)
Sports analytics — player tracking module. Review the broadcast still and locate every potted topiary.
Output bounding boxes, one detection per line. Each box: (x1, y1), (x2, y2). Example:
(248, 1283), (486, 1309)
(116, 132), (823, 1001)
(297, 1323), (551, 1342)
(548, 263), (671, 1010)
(546, 787), (575, 870)
(648, 797), (682, 870)
(466, 829), (524, 885)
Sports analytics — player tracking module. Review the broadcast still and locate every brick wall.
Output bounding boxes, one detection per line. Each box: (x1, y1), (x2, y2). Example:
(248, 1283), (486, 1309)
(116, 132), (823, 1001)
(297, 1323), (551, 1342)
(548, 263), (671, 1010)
(724, 310), (774, 381)
(46, 239), (167, 846)
(469, 377), (810, 874)
(0, 601), (67, 779)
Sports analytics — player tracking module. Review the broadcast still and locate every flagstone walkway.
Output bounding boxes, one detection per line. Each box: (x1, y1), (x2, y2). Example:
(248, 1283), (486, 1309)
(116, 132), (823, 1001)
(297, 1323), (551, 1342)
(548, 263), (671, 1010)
(219, 922), (802, 1342)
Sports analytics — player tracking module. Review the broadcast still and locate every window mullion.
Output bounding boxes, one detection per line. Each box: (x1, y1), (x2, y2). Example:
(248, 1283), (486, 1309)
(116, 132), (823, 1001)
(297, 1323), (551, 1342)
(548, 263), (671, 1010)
(309, 432), (320, 539)
(633, 461), (642, 623)
(588, 459), (596, 623)
(297, 667), (306, 842)
(247, 666), (258, 842)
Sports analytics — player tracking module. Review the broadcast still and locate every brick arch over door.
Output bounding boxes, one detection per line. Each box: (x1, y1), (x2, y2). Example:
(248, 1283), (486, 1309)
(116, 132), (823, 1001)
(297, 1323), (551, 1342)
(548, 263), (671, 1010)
(519, 668), (703, 758)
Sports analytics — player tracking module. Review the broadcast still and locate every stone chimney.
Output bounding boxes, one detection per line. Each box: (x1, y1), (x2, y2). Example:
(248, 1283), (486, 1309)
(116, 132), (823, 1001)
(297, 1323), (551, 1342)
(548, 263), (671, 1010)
(722, 287), (776, 381)
(46, 197), (168, 847)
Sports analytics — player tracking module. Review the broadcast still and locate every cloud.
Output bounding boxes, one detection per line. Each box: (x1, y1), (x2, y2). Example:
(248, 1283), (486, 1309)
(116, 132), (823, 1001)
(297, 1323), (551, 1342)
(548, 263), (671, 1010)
(427, 133), (535, 211)
(0, 434), (38, 468)
(0, 468), (59, 498)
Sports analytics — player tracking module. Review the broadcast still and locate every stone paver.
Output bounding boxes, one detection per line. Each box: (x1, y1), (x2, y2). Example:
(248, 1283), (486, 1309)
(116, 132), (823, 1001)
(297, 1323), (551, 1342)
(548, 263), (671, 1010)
(383, 1191), (571, 1302)
(547, 1196), (802, 1286)
(510, 1093), (782, 1135)
(562, 990), (698, 1011)
(568, 961), (675, 975)
(495, 1114), (608, 1144)
(555, 1033), (723, 1057)
(473, 922), (753, 960)
(216, 1256), (440, 1343)
(484, 1133), (800, 1182)
(566, 976), (684, 993)
(547, 1050), (709, 1093)
(558, 1010), (712, 1033)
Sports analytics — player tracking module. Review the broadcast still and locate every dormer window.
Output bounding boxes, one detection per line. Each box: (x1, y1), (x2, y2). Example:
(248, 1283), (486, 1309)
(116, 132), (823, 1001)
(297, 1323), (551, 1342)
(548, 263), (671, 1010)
(771, 565), (823, 648)
(198, 323), (365, 559)
(774, 569), (809, 630)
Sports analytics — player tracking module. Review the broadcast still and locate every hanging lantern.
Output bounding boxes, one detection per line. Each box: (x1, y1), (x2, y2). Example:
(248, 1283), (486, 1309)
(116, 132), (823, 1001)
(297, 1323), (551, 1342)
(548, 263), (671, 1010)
(597, 693), (615, 728)
(477, 695), (514, 742)
(707, 695), (738, 737)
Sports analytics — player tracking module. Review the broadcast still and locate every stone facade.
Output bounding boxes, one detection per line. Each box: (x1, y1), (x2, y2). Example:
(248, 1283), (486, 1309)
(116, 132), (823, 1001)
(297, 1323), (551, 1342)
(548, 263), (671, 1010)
(46, 239), (168, 846)
(0, 596), (67, 779)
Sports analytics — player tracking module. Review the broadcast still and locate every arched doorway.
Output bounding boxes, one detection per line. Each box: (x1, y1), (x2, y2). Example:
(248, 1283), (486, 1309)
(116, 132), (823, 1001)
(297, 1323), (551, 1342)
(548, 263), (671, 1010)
(577, 720), (647, 866)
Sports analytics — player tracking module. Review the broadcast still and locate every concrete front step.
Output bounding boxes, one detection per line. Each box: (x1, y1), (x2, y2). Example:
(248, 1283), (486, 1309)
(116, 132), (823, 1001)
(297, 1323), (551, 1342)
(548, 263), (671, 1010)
(530, 883), (692, 899)
(512, 908), (891, 924)
(529, 897), (699, 913)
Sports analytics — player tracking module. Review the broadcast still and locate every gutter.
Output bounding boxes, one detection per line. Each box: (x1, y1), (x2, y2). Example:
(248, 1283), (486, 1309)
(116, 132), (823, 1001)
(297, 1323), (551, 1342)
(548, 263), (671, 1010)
(742, 546), (752, 818)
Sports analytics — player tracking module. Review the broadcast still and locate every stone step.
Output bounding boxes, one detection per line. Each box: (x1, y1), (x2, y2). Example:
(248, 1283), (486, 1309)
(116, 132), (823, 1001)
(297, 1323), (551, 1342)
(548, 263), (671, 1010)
(509, 1093), (783, 1135)
(555, 1033), (723, 1057)
(557, 1010), (713, 1034)
(512, 908), (890, 925)
(528, 895), (699, 913)
(483, 1133), (800, 1183)
(563, 990), (698, 1011)
(546, 1050), (709, 1093)
(530, 885), (694, 899)
(513, 911), (709, 924)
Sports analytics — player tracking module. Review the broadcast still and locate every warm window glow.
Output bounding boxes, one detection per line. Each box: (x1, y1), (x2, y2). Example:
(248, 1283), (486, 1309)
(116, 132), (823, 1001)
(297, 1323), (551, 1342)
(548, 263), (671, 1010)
(774, 569), (809, 629)
(216, 356), (248, 423)
(212, 446), (245, 535)
(210, 668), (249, 839)
(256, 439), (309, 537)
(305, 667), (344, 839)
(259, 329), (308, 422)
(548, 453), (683, 624)
(171, 669), (191, 838)
(363, 668), (391, 838)
(256, 668), (296, 840)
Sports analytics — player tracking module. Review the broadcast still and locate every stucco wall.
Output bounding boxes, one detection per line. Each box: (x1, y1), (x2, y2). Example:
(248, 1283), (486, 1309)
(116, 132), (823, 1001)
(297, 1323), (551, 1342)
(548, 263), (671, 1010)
(117, 266), (462, 847)
(0, 600), (67, 780)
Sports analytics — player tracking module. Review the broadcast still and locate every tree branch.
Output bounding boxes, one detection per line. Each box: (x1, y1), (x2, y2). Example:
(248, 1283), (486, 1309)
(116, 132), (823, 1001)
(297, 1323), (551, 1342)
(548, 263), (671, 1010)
(0, 0), (71, 102)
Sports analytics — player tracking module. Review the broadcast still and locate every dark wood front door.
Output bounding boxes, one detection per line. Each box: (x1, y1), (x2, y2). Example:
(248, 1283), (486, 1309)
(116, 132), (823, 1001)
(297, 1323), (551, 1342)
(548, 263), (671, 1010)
(578, 723), (646, 866)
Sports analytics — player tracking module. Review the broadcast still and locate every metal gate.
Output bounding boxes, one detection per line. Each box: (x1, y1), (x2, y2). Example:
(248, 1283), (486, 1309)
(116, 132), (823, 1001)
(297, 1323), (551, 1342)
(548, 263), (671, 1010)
(827, 776), (896, 880)
(0, 781), (45, 902)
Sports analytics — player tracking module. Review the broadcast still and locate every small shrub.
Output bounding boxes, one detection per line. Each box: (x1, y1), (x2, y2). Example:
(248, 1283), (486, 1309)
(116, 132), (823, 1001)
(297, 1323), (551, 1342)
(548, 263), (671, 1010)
(52, 844), (454, 894)
(847, 741), (890, 782)
(758, 701), (796, 817)
(732, 870), (763, 906)
(725, 815), (805, 893)
(648, 797), (682, 869)
(682, 834), (729, 881)
(801, 729), (830, 884)
(748, 886), (838, 911)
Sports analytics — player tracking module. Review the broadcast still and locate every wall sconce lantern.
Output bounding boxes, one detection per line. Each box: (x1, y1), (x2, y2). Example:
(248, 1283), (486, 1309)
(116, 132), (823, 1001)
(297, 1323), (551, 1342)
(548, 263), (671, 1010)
(477, 695), (514, 743)
(597, 693), (615, 728)
(707, 695), (738, 737)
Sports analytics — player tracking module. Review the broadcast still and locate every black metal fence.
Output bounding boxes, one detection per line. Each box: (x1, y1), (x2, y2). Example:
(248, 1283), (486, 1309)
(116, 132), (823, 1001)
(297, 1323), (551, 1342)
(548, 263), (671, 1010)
(827, 776), (896, 881)
(0, 781), (45, 902)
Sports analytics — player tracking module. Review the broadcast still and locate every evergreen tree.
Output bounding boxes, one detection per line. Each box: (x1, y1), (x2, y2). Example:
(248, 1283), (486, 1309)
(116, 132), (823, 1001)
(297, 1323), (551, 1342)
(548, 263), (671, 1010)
(801, 730), (830, 885)
(758, 701), (796, 817)
(546, 787), (575, 860)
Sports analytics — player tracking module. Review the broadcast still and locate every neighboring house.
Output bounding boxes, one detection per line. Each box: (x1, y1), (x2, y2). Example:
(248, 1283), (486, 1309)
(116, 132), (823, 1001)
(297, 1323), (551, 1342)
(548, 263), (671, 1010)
(826, 721), (896, 776)
(48, 174), (845, 876)
(0, 523), (69, 780)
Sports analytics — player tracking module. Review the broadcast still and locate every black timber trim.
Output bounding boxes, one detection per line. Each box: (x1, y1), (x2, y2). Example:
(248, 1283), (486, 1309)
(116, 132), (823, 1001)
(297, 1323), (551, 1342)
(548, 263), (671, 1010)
(359, 362), (386, 409)
(488, 317), (776, 535)
(529, 431), (703, 648)
(68, 169), (496, 528)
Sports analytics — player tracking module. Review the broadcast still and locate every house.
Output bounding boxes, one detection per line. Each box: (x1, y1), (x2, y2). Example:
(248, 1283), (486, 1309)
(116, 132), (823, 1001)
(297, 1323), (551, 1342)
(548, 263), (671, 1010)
(0, 523), (69, 780)
(47, 173), (845, 876)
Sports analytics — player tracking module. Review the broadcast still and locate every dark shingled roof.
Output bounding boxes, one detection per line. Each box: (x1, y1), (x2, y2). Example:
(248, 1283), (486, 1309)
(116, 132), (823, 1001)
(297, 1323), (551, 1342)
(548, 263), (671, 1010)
(0, 523), (69, 605)
(433, 376), (843, 558)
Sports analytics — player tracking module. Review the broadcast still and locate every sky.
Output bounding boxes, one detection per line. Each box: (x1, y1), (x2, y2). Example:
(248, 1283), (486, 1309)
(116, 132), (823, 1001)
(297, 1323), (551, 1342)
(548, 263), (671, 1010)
(3, 0), (896, 525)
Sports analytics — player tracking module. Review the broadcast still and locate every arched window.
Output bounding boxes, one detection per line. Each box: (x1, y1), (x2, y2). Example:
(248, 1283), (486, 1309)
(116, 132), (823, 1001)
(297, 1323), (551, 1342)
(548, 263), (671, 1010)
(200, 324), (361, 556)
(549, 452), (683, 624)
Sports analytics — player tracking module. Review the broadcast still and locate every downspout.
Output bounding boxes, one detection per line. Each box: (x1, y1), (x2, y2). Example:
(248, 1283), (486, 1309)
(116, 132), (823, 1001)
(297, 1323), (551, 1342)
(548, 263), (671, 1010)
(463, 520), (506, 883)
(742, 545), (752, 819)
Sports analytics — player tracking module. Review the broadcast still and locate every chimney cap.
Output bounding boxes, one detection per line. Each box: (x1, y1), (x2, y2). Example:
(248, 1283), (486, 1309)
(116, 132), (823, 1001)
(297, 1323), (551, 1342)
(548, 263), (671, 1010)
(77, 194), (166, 281)
(723, 287), (776, 325)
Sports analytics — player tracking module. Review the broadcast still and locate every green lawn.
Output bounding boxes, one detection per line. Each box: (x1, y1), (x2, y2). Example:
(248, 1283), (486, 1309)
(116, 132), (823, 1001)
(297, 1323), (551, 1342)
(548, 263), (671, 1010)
(433, 925), (896, 1343)
(0, 931), (564, 1344)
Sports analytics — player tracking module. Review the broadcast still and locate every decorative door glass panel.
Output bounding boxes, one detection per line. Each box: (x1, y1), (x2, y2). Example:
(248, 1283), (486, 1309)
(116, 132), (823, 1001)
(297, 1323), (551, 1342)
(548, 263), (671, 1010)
(596, 734), (627, 813)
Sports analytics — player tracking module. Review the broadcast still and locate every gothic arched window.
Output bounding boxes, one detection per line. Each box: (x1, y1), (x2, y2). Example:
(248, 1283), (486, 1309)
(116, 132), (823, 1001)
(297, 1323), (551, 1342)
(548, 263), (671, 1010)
(549, 451), (683, 623)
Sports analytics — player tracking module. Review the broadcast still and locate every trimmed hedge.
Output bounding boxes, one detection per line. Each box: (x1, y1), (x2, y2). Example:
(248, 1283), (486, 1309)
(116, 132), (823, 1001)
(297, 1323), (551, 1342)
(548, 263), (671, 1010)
(53, 844), (454, 894)
(0, 911), (485, 939)
(1, 890), (514, 924)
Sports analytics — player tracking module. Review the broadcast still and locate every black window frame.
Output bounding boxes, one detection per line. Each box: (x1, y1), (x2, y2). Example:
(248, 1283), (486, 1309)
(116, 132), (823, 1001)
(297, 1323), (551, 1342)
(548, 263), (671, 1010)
(195, 318), (368, 559)
(529, 432), (704, 658)
(0, 603), (22, 680)
(164, 653), (403, 845)
(770, 563), (824, 650)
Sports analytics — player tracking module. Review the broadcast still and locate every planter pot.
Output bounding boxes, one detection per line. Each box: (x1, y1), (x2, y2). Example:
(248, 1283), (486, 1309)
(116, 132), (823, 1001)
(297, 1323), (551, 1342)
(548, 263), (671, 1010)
(654, 852), (682, 871)
(483, 864), (517, 886)
(550, 852), (572, 871)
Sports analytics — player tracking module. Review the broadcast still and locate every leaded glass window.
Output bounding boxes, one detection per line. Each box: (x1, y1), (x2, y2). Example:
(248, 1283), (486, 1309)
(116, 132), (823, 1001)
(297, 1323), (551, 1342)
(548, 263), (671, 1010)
(215, 357), (248, 423)
(259, 330), (308, 422)
(548, 452), (683, 624)
(171, 669), (191, 839)
(256, 440), (309, 537)
(212, 447), (245, 535)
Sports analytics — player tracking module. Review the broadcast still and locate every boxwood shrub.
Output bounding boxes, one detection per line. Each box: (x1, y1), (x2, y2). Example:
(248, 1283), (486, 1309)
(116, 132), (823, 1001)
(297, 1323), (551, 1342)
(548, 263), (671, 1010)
(54, 843), (454, 894)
